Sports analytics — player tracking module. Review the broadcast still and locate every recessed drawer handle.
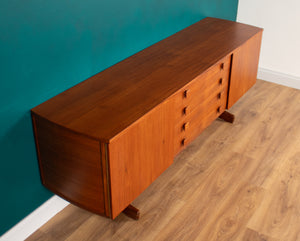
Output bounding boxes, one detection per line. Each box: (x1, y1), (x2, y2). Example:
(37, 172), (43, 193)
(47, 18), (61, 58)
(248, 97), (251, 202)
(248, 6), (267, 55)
(183, 106), (188, 115)
(182, 122), (189, 131)
(220, 63), (224, 70)
(183, 89), (189, 98)
(217, 106), (221, 113)
(181, 138), (186, 146)
(218, 93), (221, 99)
(219, 78), (223, 85)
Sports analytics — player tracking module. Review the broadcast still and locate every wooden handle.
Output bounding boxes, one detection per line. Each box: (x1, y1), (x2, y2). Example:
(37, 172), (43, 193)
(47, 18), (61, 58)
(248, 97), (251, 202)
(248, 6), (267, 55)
(182, 122), (189, 131)
(181, 138), (186, 146)
(183, 89), (189, 98)
(183, 106), (188, 115)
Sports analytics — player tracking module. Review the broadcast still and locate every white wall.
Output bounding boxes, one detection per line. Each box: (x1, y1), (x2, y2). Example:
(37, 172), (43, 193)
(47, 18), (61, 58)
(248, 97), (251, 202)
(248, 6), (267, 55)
(237, 0), (300, 89)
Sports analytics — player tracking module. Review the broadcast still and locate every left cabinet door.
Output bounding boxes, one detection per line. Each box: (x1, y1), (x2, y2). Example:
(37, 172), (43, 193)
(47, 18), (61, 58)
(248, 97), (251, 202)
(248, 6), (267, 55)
(32, 114), (108, 216)
(108, 99), (175, 218)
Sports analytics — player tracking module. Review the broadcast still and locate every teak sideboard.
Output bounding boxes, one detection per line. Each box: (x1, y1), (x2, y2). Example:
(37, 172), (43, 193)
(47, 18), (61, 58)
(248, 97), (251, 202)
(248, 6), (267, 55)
(31, 18), (263, 219)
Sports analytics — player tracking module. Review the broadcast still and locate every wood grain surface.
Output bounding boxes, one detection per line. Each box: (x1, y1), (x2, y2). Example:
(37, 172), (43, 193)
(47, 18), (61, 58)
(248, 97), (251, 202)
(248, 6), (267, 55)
(27, 80), (300, 241)
(108, 99), (175, 218)
(32, 114), (106, 215)
(31, 17), (262, 141)
(227, 31), (263, 108)
(172, 54), (230, 155)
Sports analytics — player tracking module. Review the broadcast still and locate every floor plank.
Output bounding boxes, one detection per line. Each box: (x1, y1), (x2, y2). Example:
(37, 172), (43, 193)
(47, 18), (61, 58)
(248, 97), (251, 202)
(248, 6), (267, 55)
(240, 228), (280, 241)
(26, 80), (300, 241)
(247, 148), (300, 240)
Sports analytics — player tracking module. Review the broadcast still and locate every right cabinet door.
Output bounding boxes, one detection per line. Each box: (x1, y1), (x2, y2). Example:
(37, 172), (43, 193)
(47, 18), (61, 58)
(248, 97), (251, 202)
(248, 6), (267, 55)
(227, 31), (263, 109)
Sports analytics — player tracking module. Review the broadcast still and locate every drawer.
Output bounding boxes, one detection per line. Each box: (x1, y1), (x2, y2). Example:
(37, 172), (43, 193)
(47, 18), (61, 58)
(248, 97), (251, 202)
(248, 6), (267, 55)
(173, 55), (231, 122)
(173, 77), (228, 123)
(174, 87), (227, 154)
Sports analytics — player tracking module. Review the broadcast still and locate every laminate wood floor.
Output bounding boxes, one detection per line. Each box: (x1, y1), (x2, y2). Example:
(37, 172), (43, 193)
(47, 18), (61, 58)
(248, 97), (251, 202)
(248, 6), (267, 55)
(27, 80), (300, 241)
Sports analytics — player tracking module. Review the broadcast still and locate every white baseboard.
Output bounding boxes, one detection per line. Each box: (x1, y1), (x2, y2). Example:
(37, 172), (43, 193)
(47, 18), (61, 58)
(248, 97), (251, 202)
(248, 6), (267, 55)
(258, 67), (300, 90)
(0, 196), (69, 241)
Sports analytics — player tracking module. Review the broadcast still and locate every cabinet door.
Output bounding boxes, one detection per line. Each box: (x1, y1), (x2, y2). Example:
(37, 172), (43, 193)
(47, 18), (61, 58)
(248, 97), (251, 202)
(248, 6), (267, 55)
(227, 31), (263, 109)
(108, 99), (174, 218)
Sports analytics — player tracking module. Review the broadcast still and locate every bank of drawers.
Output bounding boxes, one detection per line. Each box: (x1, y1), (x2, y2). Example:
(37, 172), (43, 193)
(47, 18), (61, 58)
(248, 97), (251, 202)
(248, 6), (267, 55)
(174, 54), (231, 154)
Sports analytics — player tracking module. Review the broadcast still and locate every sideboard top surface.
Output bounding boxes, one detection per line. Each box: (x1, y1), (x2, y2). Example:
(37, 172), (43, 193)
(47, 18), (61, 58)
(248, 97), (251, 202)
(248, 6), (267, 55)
(32, 17), (262, 142)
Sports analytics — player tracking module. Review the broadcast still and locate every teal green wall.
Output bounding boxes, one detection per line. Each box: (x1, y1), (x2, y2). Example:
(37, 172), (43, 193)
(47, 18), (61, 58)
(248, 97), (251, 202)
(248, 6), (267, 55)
(0, 0), (238, 235)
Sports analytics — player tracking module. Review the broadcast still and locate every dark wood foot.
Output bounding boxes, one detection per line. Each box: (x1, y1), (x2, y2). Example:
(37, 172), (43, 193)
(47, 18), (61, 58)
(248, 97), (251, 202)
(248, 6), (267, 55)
(123, 204), (140, 220)
(219, 111), (235, 123)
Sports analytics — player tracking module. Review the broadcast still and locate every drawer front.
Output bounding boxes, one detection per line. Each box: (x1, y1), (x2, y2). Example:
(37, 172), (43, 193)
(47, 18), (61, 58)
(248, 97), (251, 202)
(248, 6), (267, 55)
(173, 55), (231, 122)
(173, 55), (231, 155)
(174, 88), (227, 153)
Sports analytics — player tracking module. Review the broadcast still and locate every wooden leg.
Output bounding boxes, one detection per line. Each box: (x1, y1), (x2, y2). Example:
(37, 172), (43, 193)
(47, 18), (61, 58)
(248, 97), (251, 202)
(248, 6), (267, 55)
(219, 111), (235, 123)
(123, 204), (140, 220)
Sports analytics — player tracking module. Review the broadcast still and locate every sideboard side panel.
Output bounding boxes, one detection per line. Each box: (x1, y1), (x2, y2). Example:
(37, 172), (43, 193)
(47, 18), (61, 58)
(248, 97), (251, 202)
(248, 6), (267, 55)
(227, 31), (263, 109)
(32, 114), (106, 215)
(108, 100), (174, 218)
